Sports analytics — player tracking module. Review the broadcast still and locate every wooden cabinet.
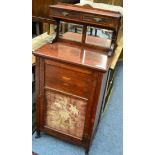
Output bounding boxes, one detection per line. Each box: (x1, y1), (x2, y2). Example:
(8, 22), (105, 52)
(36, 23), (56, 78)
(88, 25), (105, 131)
(33, 3), (121, 154)
(34, 52), (109, 153)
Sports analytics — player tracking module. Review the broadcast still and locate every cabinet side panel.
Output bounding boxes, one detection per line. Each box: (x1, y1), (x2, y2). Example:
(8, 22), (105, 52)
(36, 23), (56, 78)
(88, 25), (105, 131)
(39, 58), (45, 128)
(92, 72), (108, 135)
(35, 57), (40, 131)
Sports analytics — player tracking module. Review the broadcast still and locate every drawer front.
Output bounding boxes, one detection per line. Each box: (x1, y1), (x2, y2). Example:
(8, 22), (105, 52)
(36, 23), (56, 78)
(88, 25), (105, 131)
(45, 63), (94, 98)
(50, 8), (81, 21)
(83, 14), (117, 28)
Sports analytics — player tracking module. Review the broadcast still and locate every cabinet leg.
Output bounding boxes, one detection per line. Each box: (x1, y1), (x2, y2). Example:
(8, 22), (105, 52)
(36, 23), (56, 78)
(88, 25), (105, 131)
(85, 148), (90, 155)
(35, 130), (40, 138)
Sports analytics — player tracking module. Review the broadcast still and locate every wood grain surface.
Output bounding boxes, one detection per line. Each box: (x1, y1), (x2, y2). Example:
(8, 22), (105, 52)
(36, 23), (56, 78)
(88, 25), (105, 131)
(33, 41), (111, 72)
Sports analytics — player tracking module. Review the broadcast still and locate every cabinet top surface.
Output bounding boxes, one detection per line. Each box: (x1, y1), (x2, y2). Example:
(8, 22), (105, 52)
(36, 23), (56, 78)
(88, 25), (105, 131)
(33, 41), (112, 72)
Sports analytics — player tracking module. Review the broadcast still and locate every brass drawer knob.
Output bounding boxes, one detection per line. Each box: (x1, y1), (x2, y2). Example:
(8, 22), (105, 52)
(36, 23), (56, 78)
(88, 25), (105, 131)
(62, 11), (69, 16)
(94, 17), (102, 22)
(62, 76), (71, 81)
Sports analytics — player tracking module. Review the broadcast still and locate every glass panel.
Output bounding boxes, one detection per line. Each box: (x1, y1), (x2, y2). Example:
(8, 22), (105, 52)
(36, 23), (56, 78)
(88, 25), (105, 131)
(59, 21), (83, 42)
(85, 26), (113, 48)
(45, 89), (87, 139)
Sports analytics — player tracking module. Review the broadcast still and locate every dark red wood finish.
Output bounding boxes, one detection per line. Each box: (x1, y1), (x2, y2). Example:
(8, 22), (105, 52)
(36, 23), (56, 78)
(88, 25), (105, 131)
(33, 41), (112, 72)
(49, 3), (121, 31)
(48, 3), (121, 56)
(34, 56), (109, 152)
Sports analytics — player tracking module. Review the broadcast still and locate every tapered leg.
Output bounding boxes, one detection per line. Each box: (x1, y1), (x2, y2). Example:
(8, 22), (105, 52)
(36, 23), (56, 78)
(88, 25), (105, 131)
(85, 146), (90, 155)
(35, 130), (40, 138)
(85, 148), (89, 155)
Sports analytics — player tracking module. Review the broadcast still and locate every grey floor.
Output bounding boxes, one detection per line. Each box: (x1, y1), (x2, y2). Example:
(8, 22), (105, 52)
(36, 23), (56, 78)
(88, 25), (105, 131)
(32, 62), (123, 155)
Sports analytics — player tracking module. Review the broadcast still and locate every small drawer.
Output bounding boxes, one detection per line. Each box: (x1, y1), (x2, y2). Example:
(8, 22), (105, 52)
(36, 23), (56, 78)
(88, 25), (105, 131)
(45, 63), (93, 98)
(83, 14), (115, 27)
(50, 8), (81, 21)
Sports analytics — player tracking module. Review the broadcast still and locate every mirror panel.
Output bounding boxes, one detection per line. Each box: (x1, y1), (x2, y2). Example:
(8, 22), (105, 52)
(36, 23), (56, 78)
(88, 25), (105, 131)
(85, 26), (113, 48)
(59, 21), (83, 42)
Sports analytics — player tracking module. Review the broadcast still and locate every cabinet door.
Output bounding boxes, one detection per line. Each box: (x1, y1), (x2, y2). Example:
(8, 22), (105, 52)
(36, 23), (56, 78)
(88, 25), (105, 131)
(38, 59), (97, 144)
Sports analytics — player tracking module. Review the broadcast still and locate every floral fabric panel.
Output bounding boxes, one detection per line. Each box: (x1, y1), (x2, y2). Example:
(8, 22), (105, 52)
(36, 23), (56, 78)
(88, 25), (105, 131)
(45, 89), (87, 139)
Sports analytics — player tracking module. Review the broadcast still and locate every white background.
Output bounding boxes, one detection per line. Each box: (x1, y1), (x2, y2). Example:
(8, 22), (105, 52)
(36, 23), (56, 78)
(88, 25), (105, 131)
(0, 0), (155, 154)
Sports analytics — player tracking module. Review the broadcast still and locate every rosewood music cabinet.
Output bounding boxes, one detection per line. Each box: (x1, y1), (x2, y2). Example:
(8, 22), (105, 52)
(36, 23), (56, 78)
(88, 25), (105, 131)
(33, 3), (121, 154)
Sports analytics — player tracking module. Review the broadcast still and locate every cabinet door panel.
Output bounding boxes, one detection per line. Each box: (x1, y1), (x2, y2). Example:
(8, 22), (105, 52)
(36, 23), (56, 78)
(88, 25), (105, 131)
(44, 88), (88, 140)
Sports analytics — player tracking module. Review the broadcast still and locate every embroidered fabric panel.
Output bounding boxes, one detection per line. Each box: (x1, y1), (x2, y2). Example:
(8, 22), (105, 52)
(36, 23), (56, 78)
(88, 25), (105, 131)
(45, 89), (87, 139)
